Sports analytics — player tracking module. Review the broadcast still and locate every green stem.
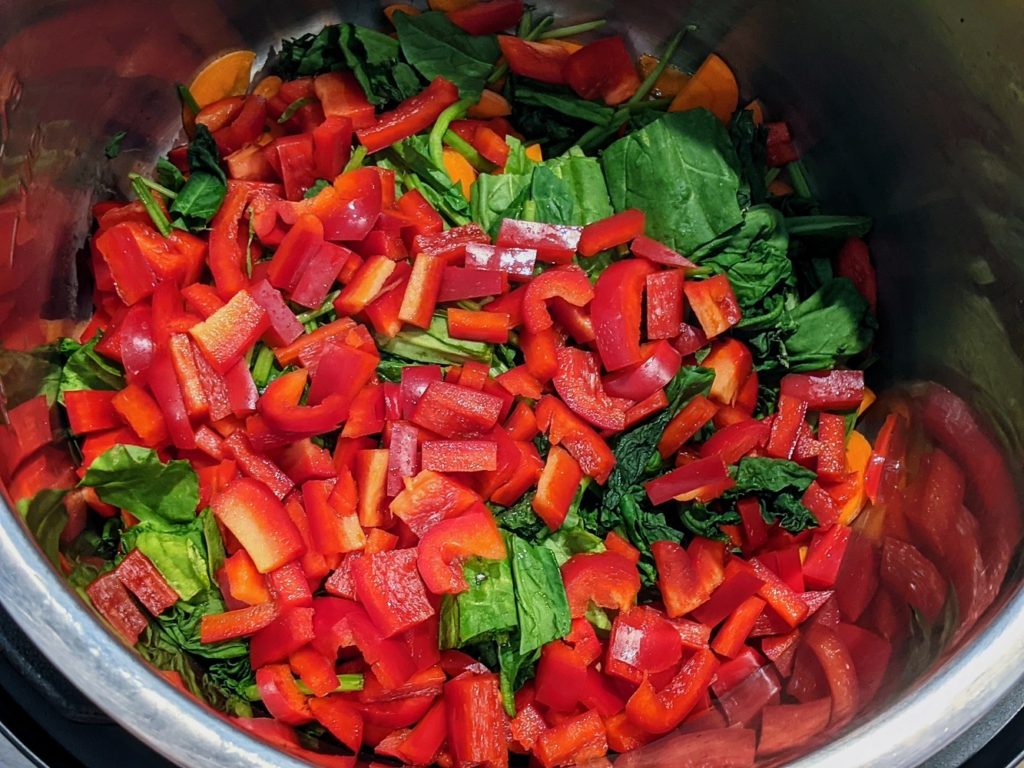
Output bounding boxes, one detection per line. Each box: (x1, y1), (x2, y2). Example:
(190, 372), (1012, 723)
(784, 215), (872, 239)
(443, 130), (495, 173)
(516, 8), (533, 37)
(343, 145), (368, 174)
(176, 83), (200, 115)
(296, 674), (364, 696)
(277, 97), (314, 124)
(250, 345), (276, 389)
(127, 172), (178, 200)
(786, 160), (817, 208)
(130, 176), (172, 237)
(625, 96), (673, 112)
(526, 16), (555, 40)
(627, 25), (694, 106)
(577, 109), (629, 153)
(538, 19), (606, 40)
(429, 98), (474, 169)
(296, 290), (341, 324)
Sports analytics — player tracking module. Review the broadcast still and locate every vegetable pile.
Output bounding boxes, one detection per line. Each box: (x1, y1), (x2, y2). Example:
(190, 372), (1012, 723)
(2, 2), (1021, 767)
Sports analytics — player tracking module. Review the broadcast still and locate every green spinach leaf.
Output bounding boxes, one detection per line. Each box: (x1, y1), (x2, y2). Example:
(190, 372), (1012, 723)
(602, 109), (743, 254)
(170, 125), (226, 231)
(378, 313), (494, 366)
(507, 534), (571, 654)
(783, 278), (876, 372)
(80, 445), (199, 528)
(394, 12), (500, 102)
(440, 556), (517, 649)
(58, 336), (125, 403)
(17, 489), (67, 567)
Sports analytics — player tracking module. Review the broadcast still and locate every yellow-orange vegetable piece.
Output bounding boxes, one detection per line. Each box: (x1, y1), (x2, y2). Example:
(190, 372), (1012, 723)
(252, 76), (283, 100)
(189, 50), (256, 108)
(428, 0), (476, 10)
(524, 144), (544, 163)
(669, 53), (739, 124)
(443, 149), (478, 200)
(385, 3), (420, 25)
(838, 430), (873, 525)
(468, 89), (513, 119)
(637, 53), (691, 98)
(744, 99), (765, 124)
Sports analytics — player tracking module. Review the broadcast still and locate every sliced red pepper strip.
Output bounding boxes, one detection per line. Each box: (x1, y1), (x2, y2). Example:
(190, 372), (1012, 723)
(255, 663), (312, 726)
(645, 455), (730, 506)
(115, 549), (179, 615)
(111, 383), (168, 447)
(766, 393), (809, 459)
(248, 279), (304, 347)
(631, 235), (697, 268)
(684, 274), (742, 338)
(200, 602), (279, 644)
(85, 572), (149, 645)
(497, 219), (582, 264)
(413, 223), (491, 262)
(803, 623), (859, 726)
(553, 346), (631, 431)
(438, 267), (508, 303)
(564, 35), (642, 106)
(208, 182), (252, 297)
(145, 349), (196, 449)
(314, 71), (375, 129)
(398, 254), (446, 329)
(604, 341), (682, 403)
(390, 469), (480, 536)
(417, 511), (507, 594)
(624, 647), (717, 734)
(465, 243), (537, 281)
(522, 265), (593, 334)
(532, 445), (583, 531)
(535, 395), (616, 484)
(836, 237), (878, 315)
(606, 605), (684, 683)
(578, 209), (645, 256)
(189, 289), (269, 373)
(652, 541), (710, 617)
(780, 370), (865, 411)
(411, 381), (503, 438)
(257, 369), (350, 435)
(645, 269), (685, 340)
(212, 477), (305, 573)
(699, 419), (769, 465)
(535, 709), (608, 768)
(657, 394), (717, 459)
(356, 76), (460, 153)
(561, 551), (641, 618)
(447, 308), (510, 344)
(445, 674), (507, 768)
(64, 390), (121, 435)
(593, 258), (657, 371)
(701, 338), (753, 406)
(448, 0), (524, 35)
(352, 548), (435, 637)
(497, 36), (571, 85)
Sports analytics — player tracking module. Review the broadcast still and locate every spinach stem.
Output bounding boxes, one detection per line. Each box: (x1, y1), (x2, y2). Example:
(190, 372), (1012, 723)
(430, 98), (475, 169)
(250, 345), (276, 389)
(129, 176), (172, 237)
(538, 19), (606, 40)
(517, 8), (533, 37)
(627, 25), (694, 106)
(625, 96), (673, 112)
(296, 290), (341, 324)
(526, 16), (555, 40)
(343, 145), (368, 174)
(128, 173), (179, 200)
(442, 130), (495, 173)
(176, 83), (200, 115)
(277, 96), (314, 124)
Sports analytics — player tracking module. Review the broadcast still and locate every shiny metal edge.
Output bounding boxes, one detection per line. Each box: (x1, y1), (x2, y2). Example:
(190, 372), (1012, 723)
(0, 508), (314, 768)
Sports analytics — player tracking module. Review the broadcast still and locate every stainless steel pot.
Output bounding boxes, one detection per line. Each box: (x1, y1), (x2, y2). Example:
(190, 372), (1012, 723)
(1, 1), (1022, 766)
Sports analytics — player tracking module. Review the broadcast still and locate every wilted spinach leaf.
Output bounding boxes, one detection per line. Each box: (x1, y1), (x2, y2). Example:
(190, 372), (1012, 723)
(169, 125), (226, 232)
(394, 12), (500, 102)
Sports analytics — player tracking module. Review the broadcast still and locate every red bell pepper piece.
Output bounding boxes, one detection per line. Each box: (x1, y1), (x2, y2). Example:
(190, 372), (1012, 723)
(309, 472), (366, 555)
(286, 647), (339, 699)
(879, 536), (947, 623)
(166, 334), (209, 419)
(397, 366), (442, 421)
(448, 0), (524, 34)
(145, 349), (196, 449)
(522, 265), (592, 334)
(208, 182), (252, 297)
(309, 696), (364, 754)
(267, 213), (324, 291)
(397, 188), (444, 240)
(398, 254), (446, 329)
(291, 242), (356, 309)
(534, 641), (588, 712)
(390, 698), (446, 765)
(255, 663), (312, 726)
(495, 366), (543, 400)
(109, 384), (167, 447)
(519, 327), (560, 383)
(256, 369), (348, 436)
(699, 419), (769, 465)
(836, 237), (878, 314)
(736, 497), (768, 554)
(579, 209), (645, 257)
(276, 438), (334, 485)
(564, 35), (641, 105)
(220, 550), (271, 607)
(803, 623), (859, 725)
(383, 421), (419, 498)
(445, 674), (507, 768)
(690, 562), (765, 627)
(412, 381), (503, 438)
(352, 448), (389, 527)
(652, 541), (710, 617)
(531, 445), (583, 531)
(189, 289), (269, 373)
(815, 412), (847, 480)
(267, 560), (313, 608)
(212, 477), (305, 573)
(416, 511), (507, 594)
(553, 347), (631, 431)
(389, 469), (480, 536)
(269, 135), (318, 201)
(85, 571), (149, 645)
(606, 605), (683, 684)
(438, 267), (508, 303)
(498, 35), (570, 84)
(115, 549), (179, 615)
(535, 395), (616, 483)
(780, 370), (865, 411)
(92, 223), (159, 305)
(314, 71), (375, 129)
(64, 390), (121, 435)
(352, 548), (435, 637)
(593, 258), (657, 371)
(765, 120), (799, 167)
(645, 455), (730, 505)
(625, 647), (717, 734)
(561, 551), (641, 618)
(534, 709), (608, 768)
(645, 269), (685, 340)
(446, 308), (510, 344)
(631, 234), (697, 268)
(413, 223), (491, 262)
(701, 338), (753, 406)
(356, 76), (460, 153)
(503, 401), (539, 441)
(421, 439), (498, 473)
(489, 440), (543, 506)
(684, 274), (742, 338)
(603, 341), (682, 402)
(335, 254), (397, 317)
(710, 595), (766, 658)
(497, 219), (581, 264)
(801, 480), (840, 528)
(117, 302), (156, 377)
(248, 279), (304, 347)
(766, 393), (809, 460)
(200, 601), (279, 644)
(657, 394), (717, 459)
(308, 341), (378, 408)
(313, 115), (353, 180)
(465, 243), (537, 281)
(604, 711), (655, 754)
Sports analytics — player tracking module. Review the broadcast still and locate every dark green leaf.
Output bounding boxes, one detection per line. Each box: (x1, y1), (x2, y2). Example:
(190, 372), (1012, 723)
(80, 445), (199, 528)
(342, 24), (423, 106)
(105, 131), (127, 159)
(386, 135), (472, 224)
(729, 110), (768, 207)
(494, 494), (547, 541)
(678, 502), (739, 540)
(730, 457), (817, 495)
(531, 147), (613, 227)
(58, 336), (125, 403)
(497, 640), (539, 717)
(785, 215), (872, 239)
(394, 12), (501, 103)
(602, 110), (743, 254)
(507, 534), (571, 653)
(17, 489), (67, 567)
(440, 556), (517, 649)
(304, 179), (331, 199)
(378, 314), (493, 366)
(128, 525), (211, 601)
(783, 278), (876, 371)
(514, 85), (615, 125)
(470, 137), (534, 237)
(156, 157), (186, 192)
(185, 125), (226, 183)
(170, 125), (226, 231)
(150, 590), (247, 659)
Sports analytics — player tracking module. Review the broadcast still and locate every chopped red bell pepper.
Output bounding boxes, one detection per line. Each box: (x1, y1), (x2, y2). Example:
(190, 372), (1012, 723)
(645, 269), (685, 340)
(579, 209), (645, 257)
(389, 469), (480, 536)
(490, 441), (544, 506)
(257, 369), (349, 435)
(495, 366), (543, 401)
(836, 237), (878, 315)
(606, 605), (683, 684)
(445, 674), (507, 768)
(802, 480), (840, 527)
(464, 243), (537, 281)
(413, 223), (491, 262)
(631, 235), (697, 268)
(803, 623), (859, 725)
(248, 279), (304, 347)
(519, 328), (560, 383)
(212, 477), (305, 573)
(115, 549), (179, 615)
(308, 696), (364, 754)
(416, 511), (507, 594)
(334, 254), (397, 317)
(534, 640), (587, 712)
(593, 258), (657, 371)
(313, 115), (354, 180)
(447, 308), (510, 344)
(411, 381), (503, 438)
(604, 341), (682, 403)
(145, 349), (196, 449)
(167, 334), (209, 419)
(657, 394), (717, 459)
(354, 448), (390, 527)
(561, 551), (641, 618)
(398, 254), (446, 329)
(86, 571), (149, 645)
(64, 390), (120, 435)
(92, 223), (161, 305)
(535, 395), (616, 483)
(448, 0), (524, 35)
(879, 536), (947, 623)
(291, 242), (356, 309)
(564, 36), (642, 105)
(352, 548), (435, 637)
(553, 347), (631, 431)
(710, 595), (766, 658)
(780, 370), (865, 411)
(266, 559), (313, 608)
(645, 455), (730, 505)
(497, 219), (582, 264)
(189, 289), (269, 373)
(272, 134), (319, 201)
(267, 213), (325, 292)
(522, 265), (593, 334)
(219, 550), (271, 607)
(438, 267), (508, 303)
(307, 341), (378, 409)
(699, 419), (769, 466)
(255, 663), (312, 726)
(531, 445), (583, 531)
(207, 184), (254, 297)
(690, 561), (765, 627)
(815, 413), (848, 480)
(498, 36), (571, 85)
(421, 439), (498, 473)
(200, 601), (279, 644)
(802, 524), (852, 590)
(652, 541), (709, 617)
(109, 384), (166, 447)
(701, 338), (753, 406)
(684, 274), (742, 338)
(624, 647), (717, 734)
(766, 394), (809, 459)
(356, 76), (460, 153)
(314, 71), (375, 129)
